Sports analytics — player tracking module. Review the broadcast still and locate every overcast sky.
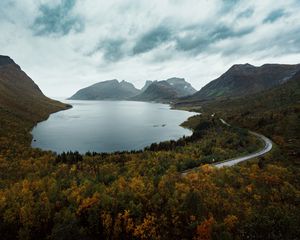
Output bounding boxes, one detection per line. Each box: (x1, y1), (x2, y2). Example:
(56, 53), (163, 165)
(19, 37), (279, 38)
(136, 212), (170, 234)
(1, 0), (300, 97)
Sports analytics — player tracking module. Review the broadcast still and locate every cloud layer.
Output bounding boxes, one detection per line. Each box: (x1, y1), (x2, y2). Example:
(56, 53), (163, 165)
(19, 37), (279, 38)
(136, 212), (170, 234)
(1, 0), (300, 97)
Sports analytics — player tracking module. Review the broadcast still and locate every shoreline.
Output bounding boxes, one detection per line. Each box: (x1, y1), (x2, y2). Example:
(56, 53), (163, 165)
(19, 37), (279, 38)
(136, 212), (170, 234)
(30, 99), (272, 171)
(30, 100), (196, 154)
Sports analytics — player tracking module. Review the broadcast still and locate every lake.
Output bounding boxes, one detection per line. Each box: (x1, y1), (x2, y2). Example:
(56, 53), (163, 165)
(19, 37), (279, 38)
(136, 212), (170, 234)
(31, 100), (196, 153)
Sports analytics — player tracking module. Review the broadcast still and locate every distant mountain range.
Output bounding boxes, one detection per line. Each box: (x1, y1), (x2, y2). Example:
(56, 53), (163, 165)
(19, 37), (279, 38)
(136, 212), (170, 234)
(132, 78), (197, 102)
(141, 80), (153, 92)
(0, 55), (68, 122)
(69, 63), (300, 103)
(131, 81), (178, 102)
(69, 79), (140, 100)
(69, 77), (197, 102)
(7, 55), (297, 108)
(186, 63), (300, 102)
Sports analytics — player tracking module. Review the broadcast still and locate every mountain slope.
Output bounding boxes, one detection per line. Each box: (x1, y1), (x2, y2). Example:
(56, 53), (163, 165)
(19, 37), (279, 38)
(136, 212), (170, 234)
(189, 63), (300, 101)
(0, 55), (69, 151)
(131, 81), (178, 102)
(69, 80), (141, 100)
(166, 77), (196, 96)
(0, 55), (69, 122)
(133, 78), (196, 102)
(177, 69), (300, 159)
(141, 80), (153, 92)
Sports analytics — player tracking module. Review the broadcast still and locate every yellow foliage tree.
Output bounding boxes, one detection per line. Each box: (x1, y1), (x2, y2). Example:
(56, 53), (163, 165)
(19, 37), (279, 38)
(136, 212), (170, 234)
(194, 216), (215, 240)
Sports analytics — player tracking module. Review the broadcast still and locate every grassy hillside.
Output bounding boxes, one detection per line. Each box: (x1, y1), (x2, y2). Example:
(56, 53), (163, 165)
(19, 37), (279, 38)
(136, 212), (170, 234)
(184, 63), (300, 101)
(0, 57), (70, 154)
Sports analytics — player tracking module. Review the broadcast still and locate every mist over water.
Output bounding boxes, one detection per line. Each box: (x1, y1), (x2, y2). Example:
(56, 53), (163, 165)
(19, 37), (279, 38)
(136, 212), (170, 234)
(31, 100), (196, 153)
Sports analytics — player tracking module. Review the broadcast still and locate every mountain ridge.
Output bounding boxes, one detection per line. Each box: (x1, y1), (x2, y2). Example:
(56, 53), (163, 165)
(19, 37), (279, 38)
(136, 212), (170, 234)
(0, 55), (17, 67)
(69, 77), (196, 102)
(188, 63), (300, 101)
(131, 80), (178, 102)
(0, 55), (69, 138)
(69, 79), (141, 100)
(131, 77), (196, 102)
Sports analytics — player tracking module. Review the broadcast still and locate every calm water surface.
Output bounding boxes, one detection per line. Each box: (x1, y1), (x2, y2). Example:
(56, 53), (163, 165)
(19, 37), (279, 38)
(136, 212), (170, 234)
(31, 100), (196, 153)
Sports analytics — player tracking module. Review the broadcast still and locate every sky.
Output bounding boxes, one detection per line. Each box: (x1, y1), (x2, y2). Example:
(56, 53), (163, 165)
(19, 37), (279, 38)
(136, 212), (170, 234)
(1, 0), (300, 98)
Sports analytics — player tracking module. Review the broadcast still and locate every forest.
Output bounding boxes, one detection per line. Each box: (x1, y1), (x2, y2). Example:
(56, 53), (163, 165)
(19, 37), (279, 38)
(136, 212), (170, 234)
(0, 77), (299, 239)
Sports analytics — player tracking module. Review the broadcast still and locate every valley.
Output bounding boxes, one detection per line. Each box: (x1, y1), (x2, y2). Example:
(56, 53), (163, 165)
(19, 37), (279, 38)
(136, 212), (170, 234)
(0, 55), (299, 239)
(1, 1), (300, 239)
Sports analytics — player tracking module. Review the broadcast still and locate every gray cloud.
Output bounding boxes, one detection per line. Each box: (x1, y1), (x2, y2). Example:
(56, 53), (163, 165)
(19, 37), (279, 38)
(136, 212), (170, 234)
(96, 39), (125, 61)
(175, 25), (254, 54)
(0, 1), (14, 20)
(237, 8), (254, 18)
(263, 9), (286, 23)
(220, 23), (300, 58)
(32, 0), (84, 36)
(220, 0), (241, 13)
(132, 26), (172, 55)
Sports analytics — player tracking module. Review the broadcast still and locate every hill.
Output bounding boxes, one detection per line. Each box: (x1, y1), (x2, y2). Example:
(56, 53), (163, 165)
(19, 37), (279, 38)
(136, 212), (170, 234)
(69, 79), (141, 100)
(0, 55), (69, 122)
(0, 55), (69, 151)
(131, 81), (178, 102)
(187, 63), (300, 101)
(166, 77), (196, 96)
(141, 80), (153, 92)
(177, 68), (300, 162)
(132, 77), (196, 102)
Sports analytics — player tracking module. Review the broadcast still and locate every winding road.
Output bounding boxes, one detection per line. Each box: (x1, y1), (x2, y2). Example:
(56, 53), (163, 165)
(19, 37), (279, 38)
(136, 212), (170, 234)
(213, 131), (272, 168)
(182, 118), (273, 176)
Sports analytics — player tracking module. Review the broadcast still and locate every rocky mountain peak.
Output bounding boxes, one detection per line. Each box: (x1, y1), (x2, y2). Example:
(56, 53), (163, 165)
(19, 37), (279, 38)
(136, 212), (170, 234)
(0, 55), (17, 67)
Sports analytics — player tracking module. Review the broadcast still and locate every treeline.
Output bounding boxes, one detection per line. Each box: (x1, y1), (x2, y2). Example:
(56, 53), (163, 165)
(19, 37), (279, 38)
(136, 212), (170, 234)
(146, 119), (218, 151)
(55, 151), (83, 164)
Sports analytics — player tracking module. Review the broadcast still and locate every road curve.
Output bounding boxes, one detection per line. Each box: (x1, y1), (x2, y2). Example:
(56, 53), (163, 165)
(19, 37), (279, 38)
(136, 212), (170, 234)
(181, 119), (273, 175)
(213, 131), (272, 168)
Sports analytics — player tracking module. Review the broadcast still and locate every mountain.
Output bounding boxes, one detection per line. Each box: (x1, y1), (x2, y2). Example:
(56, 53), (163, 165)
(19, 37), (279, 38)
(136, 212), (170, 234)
(188, 63), (300, 101)
(166, 77), (196, 96)
(132, 77), (196, 102)
(199, 68), (300, 115)
(0, 55), (69, 123)
(0, 55), (15, 66)
(210, 68), (300, 156)
(131, 81), (178, 102)
(69, 79), (141, 100)
(141, 80), (153, 92)
(176, 67), (300, 164)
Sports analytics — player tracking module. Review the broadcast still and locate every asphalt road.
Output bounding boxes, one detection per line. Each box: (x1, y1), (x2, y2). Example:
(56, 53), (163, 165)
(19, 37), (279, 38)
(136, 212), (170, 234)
(181, 119), (273, 176)
(213, 131), (273, 168)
